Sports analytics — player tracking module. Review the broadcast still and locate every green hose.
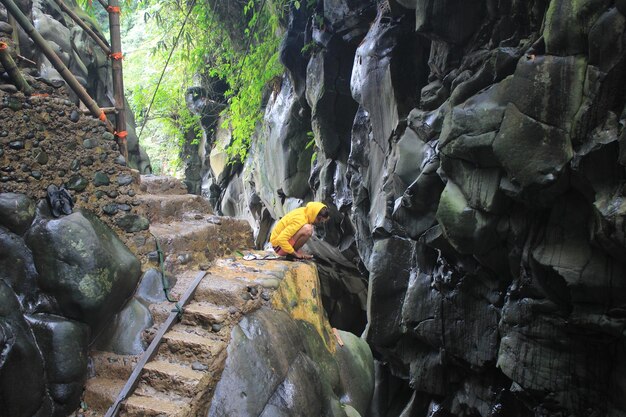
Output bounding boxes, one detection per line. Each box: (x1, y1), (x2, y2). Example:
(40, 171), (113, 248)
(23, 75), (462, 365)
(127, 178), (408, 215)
(151, 232), (184, 319)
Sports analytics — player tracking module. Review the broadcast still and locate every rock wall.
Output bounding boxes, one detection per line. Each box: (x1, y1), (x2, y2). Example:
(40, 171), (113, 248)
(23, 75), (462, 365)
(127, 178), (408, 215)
(209, 261), (374, 417)
(0, 0), (152, 173)
(207, 0), (626, 415)
(0, 77), (148, 416)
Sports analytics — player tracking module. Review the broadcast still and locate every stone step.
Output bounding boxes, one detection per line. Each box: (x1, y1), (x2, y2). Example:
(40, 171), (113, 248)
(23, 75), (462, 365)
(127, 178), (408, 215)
(136, 194), (213, 223)
(148, 300), (186, 325)
(139, 175), (188, 195)
(194, 274), (251, 309)
(139, 360), (205, 397)
(83, 376), (126, 413)
(89, 351), (138, 380)
(159, 327), (227, 363)
(180, 301), (231, 327)
(149, 218), (253, 272)
(121, 394), (189, 417)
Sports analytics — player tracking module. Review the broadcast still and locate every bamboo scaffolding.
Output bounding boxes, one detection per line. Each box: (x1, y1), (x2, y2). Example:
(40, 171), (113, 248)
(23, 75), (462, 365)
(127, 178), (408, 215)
(0, 41), (33, 95)
(0, 0), (114, 132)
(7, 13), (19, 54)
(53, 0), (111, 55)
(107, 0), (128, 161)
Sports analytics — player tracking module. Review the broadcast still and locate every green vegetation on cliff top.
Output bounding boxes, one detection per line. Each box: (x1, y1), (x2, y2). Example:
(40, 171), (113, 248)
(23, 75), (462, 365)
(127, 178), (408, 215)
(82, 0), (291, 174)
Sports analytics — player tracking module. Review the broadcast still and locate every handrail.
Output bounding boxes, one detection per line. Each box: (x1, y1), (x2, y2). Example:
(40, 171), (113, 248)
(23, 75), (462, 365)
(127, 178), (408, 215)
(53, 0), (111, 56)
(104, 271), (209, 417)
(0, 0), (115, 133)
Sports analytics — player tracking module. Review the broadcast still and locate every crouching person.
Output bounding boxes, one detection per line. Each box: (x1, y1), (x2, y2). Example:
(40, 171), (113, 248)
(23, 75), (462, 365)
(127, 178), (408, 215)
(269, 202), (330, 260)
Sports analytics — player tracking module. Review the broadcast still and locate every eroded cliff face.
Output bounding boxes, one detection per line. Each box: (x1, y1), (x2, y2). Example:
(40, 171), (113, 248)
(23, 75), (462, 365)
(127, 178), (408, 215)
(202, 0), (626, 416)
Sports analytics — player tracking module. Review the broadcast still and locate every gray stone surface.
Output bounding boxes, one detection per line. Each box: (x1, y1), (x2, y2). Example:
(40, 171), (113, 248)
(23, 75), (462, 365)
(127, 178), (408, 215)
(25, 207), (141, 334)
(0, 191), (143, 417)
(0, 192), (36, 235)
(95, 298), (153, 355)
(122, 0), (626, 415)
(208, 308), (373, 417)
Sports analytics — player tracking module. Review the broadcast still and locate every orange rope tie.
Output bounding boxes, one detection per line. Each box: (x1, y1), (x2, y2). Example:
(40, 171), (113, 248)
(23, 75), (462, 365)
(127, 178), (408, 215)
(99, 111), (107, 122)
(109, 52), (124, 60)
(0, 42), (8, 50)
(115, 131), (128, 142)
(107, 5), (121, 14)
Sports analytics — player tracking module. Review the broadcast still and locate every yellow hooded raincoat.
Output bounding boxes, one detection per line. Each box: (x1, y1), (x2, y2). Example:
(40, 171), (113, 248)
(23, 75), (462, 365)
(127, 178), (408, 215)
(269, 202), (326, 255)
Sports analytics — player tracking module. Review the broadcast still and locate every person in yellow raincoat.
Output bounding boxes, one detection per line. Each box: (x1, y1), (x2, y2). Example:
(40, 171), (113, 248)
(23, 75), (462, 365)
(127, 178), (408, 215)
(269, 202), (330, 260)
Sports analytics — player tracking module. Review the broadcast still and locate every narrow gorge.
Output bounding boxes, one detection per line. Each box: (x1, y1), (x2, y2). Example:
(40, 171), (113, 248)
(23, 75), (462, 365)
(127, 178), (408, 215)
(1, 0), (626, 416)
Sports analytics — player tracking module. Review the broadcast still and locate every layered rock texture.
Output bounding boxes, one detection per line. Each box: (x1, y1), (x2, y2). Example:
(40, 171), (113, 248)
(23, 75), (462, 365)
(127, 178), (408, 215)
(193, 0), (626, 415)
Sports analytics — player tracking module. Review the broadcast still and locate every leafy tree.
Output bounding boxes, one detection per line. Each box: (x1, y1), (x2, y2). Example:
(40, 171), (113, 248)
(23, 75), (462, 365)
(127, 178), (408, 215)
(78, 0), (296, 172)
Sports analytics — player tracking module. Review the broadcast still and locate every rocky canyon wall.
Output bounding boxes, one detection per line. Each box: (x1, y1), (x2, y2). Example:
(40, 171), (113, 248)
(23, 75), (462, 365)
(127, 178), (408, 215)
(204, 0), (626, 415)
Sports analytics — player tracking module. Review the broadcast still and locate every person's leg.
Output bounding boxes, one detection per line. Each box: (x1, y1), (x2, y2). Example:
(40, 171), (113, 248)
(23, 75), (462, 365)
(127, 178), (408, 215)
(273, 224), (313, 255)
(291, 224), (313, 252)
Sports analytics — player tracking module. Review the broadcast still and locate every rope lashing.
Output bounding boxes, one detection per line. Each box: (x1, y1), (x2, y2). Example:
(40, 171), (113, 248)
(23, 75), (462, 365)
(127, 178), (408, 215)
(106, 5), (120, 14)
(109, 52), (123, 60)
(0, 42), (7, 50)
(99, 111), (107, 121)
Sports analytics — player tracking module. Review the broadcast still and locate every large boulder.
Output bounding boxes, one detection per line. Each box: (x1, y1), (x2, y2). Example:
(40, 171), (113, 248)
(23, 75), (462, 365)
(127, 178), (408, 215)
(25, 205), (141, 335)
(208, 308), (374, 417)
(0, 280), (49, 417)
(25, 314), (90, 415)
(0, 193), (36, 235)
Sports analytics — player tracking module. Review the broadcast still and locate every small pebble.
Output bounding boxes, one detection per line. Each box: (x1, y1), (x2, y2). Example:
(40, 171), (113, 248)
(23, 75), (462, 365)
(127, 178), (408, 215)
(191, 361), (209, 371)
(69, 109), (80, 122)
(211, 323), (223, 332)
(102, 204), (118, 215)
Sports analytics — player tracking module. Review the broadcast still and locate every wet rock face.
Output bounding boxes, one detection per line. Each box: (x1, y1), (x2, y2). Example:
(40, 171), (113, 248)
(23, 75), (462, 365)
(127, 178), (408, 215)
(0, 193), (141, 417)
(208, 308), (374, 417)
(210, 0), (626, 415)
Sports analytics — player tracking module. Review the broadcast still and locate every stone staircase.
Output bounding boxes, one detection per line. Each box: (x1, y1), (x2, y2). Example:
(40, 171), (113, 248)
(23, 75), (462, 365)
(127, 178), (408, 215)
(79, 175), (286, 416)
(134, 176), (252, 273)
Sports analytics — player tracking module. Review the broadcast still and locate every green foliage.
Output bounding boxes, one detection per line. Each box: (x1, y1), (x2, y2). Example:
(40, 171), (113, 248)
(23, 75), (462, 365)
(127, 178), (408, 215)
(131, 0), (297, 169)
(78, 0), (305, 170)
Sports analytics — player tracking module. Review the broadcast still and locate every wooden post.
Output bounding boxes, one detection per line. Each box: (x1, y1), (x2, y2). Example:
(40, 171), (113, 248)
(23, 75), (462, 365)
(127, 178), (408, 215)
(107, 0), (128, 161)
(53, 0), (111, 55)
(0, 0), (115, 133)
(0, 41), (33, 95)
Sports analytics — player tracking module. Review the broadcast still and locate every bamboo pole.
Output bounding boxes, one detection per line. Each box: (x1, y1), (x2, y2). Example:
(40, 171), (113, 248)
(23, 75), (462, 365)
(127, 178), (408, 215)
(7, 13), (19, 54)
(82, 106), (116, 115)
(53, 0), (111, 55)
(107, 0), (128, 161)
(0, 0), (114, 132)
(0, 42), (33, 95)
